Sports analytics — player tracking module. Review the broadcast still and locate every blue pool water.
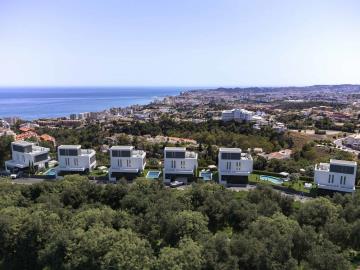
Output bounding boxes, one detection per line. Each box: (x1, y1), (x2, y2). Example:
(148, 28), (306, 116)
(200, 171), (213, 181)
(260, 175), (284, 185)
(146, 171), (161, 179)
(44, 169), (57, 179)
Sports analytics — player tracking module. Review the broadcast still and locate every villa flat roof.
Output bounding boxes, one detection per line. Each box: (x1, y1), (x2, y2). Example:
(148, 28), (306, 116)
(12, 140), (33, 146)
(330, 159), (357, 166)
(58, 145), (81, 149)
(219, 147), (242, 152)
(110, 146), (134, 150)
(164, 147), (186, 151)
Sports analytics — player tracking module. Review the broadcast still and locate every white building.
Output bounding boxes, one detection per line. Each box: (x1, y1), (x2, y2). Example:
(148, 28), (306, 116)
(315, 159), (357, 193)
(272, 122), (287, 133)
(163, 147), (198, 184)
(5, 141), (50, 173)
(218, 148), (253, 186)
(343, 134), (360, 150)
(57, 145), (96, 173)
(0, 128), (16, 138)
(221, 109), (254, 122)
(108, 146), (146, 181)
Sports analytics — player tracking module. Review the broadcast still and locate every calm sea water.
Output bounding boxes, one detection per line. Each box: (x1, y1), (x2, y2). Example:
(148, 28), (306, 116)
(0, 87), (182, 120)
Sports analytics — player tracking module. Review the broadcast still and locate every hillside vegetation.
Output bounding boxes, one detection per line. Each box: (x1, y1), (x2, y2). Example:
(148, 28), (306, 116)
(0, 176), (359, 270)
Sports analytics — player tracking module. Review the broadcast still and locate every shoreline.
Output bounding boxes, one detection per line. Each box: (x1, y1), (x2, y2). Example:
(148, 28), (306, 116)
(0, 86), (185, 121)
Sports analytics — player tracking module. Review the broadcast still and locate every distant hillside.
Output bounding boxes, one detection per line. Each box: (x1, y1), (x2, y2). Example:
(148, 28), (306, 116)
(186, 84), (360, 94)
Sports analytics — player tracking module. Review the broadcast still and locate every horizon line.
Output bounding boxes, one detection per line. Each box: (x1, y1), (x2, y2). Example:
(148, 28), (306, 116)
(0, 83), (359, 89)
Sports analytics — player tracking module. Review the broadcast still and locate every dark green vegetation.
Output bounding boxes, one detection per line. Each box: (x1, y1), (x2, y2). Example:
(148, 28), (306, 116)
(278, 113), (356, 132)
(0, 176), (359, 270)
(0, 136), (13, 168)
(276, 101), (347, 111)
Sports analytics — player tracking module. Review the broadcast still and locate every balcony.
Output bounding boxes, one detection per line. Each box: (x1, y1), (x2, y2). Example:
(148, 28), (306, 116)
(317, 183), (355, 192)
(164, 168), (195, 174)
(315, 163), (330, 171)
(81, 149), (96, 156)
(131, 150), (146, 158)
(220, 169), (251, 175)
(31, 146), (50, 154)
(185, 151), (197, 158)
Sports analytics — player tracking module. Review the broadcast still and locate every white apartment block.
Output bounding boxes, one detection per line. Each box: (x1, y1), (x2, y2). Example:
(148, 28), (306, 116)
(57, 145), (96, 173)
(218, 148), (253, 186)
(108, 146), (146, 181)
(221, 109), (254, 122)
(5, 141), (50, 173)
(315, 159), (357, 193)
(163, 147), (198, 184)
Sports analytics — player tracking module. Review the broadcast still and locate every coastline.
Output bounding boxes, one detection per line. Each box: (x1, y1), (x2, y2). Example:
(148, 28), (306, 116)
(0, 87), (183, 121)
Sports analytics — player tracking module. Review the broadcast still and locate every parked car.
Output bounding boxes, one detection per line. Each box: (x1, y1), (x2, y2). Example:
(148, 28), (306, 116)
(10, 171), (23, 179)
(170, 180), (184, 188)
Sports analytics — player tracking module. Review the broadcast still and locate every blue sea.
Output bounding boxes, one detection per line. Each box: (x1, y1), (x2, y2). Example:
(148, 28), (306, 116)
(0, 87), (182, 120)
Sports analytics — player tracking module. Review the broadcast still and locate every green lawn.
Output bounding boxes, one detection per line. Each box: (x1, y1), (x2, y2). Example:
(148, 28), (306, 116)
(249, 173), (311, 194)
(89, 169), (108, 177)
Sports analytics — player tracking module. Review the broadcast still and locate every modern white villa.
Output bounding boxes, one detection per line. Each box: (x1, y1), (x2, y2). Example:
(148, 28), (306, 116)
(163, 147), (198, 184)
(221, 108), (254, 122)
(5, 141), (50, 173)
(108, 146), (146, 181)
(314, 159), (357, 193)
(218, 148), (253, 186)
(56, 145), (96, 174)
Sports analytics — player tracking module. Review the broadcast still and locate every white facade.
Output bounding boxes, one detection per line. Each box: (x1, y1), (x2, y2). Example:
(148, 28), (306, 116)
(5, 141), (50, 172)
(315, 159), (357, 193)
(221, 109), (254, 122)
(163, 147), (198, 183)
(57, 145), (96, 173)
(273, 122), (287, 133)
(218, 148), (253, 186)
(108, 146), (146, 181)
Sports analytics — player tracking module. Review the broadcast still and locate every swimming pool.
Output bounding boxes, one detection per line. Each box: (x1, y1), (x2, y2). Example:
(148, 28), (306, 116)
(260, 175), (284, 185)
(199, 171), (213, 181)
(146, 171), (161, 179)
(44, 168), (57, 179)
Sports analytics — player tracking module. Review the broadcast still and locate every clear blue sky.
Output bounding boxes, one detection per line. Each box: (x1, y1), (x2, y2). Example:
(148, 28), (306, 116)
(0, 0), (359, 87)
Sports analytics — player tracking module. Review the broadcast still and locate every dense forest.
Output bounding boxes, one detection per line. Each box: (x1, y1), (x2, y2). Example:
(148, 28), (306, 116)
(0, 176), (359, 270)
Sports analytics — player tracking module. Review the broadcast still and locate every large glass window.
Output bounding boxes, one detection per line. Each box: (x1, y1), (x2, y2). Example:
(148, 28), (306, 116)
(112, 150), (131, 157)
(59, 149), (79, 156)
(330, 164), (355, 175)
(221, 153), (241, 160)
(34, 153), (48, 163)
(90, 155), (96, 164)
(13, 144), (32, 153)
(166, 151), (185, 159)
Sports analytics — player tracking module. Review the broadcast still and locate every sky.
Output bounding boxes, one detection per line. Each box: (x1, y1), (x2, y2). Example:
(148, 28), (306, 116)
(0, 0), (359, 87)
